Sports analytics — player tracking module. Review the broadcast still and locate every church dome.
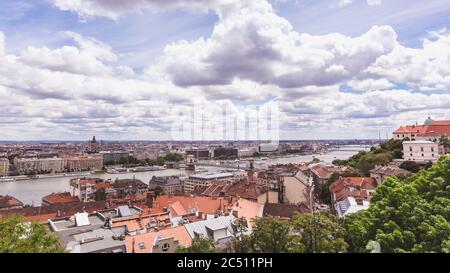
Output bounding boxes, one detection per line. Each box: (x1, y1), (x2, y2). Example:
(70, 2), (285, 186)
(424, 117), (433, 125)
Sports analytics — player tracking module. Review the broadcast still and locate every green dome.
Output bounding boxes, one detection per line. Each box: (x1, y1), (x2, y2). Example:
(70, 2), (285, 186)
(424, 116), (433, 125)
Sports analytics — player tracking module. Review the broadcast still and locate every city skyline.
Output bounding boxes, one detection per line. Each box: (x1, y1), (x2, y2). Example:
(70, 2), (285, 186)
(0, 0), (449, 141)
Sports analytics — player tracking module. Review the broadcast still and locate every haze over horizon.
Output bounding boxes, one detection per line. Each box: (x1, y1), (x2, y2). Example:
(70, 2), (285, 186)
(1, 0), (449, 141)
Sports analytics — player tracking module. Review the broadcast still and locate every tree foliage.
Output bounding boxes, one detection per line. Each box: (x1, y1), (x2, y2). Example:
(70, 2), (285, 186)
(400, 161), (421, 173)
(176, 237), (218, 253)
(344, 156), (450, 253)
(338, 139), (403, 176)
(291, 212), (348, 253)
(94, 188), (107, 201)
(0, 215), (66, 253)
(229, 213), (348, 253)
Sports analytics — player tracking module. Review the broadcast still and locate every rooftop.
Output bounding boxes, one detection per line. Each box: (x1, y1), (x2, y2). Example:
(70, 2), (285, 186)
(125, 226), (192, 253)
(150, 176), (181, 186)
(0, 195), (23, 209)
(189, 172), (234, 181)
(263, 203), (310, 219)
(42, 192), (79, 205)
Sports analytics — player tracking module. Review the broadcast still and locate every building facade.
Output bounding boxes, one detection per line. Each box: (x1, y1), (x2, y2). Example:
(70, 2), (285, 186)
(183, 172), (235, 194)
(149, 176), (183, 195)
(14, 157), (64, 174)
(403, 141), (443, 163)
(64, 156), (103, 172)
(0, 158), (9, 176)
(213, 148), (238, 159)
(185, 149), (211, 160)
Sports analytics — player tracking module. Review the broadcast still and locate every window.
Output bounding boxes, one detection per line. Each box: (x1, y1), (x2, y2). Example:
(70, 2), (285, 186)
(421, 147), (424, 152)
(431, 147), (434, 152)
(422, 154), (424, 157)
(162, 243), (170, 252)
(409, 147), (412, 152)
(410, 153), (413, 157)
(432, 154), (435, 157)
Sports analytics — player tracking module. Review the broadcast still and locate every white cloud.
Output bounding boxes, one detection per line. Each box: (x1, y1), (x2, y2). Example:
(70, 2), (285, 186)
(51, 0), (260, 20)
(338, 0), (381, 7)
(1, 0), (448, 140)
(18, 32), (118, 76)
(367, 29), (450, 89)
(152, 3), (397, 89)
(367, 0), (381, 6)
(347, 78), (394, 92)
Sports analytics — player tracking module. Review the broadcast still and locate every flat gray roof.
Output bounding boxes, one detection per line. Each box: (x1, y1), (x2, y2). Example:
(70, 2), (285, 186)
(189, 172), (234, 180)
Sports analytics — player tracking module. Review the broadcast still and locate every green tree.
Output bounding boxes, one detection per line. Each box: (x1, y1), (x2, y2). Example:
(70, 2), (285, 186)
(94, 188), (107, 201)
(249, 217), (301, 253)
(164, 153), (184, 162)
(291, 212), (348, 253)
(176, 237), (218, 253)
(400, 161), (421, 173)
(153, 186), (163, 196)
(0, 215), (66, 253)
(344, 156), (450, 253)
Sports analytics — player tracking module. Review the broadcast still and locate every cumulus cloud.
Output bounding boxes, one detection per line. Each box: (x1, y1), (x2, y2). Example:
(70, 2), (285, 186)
(153, 3), (397, 89)
(367, 29), (450, 90)
(51, 0), (261, 20)
(18, 32), (118, 76)
(1, 0), (449, 140)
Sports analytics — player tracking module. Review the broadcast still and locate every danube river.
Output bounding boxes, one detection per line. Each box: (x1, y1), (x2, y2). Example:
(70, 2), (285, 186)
(0, 146), (367, 206)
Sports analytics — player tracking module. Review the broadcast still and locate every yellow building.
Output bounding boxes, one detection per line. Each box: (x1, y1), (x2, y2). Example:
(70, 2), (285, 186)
(0, 158), (9, 176)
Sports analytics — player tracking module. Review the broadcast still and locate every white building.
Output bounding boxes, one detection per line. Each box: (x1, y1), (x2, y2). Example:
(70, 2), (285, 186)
(403, 141), (443, 163)
(335, 197), (370, 218)
(183, 172), (235, 194)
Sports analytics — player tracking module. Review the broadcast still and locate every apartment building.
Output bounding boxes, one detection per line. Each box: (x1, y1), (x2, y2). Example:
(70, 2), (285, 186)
(183, 172), (235, 194)
(14, 157), (64, 174)
(0, 158), (9, 176)
(403, 141), (444, 163)
(64, 156), (103, 172)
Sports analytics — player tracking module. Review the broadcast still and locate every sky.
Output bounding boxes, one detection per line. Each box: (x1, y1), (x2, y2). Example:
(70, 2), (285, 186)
(0, 0), (449, 141)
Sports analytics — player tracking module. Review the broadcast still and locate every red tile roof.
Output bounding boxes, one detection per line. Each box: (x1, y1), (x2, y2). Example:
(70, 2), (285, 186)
(153, 195), (229, 215)
(393, 123), (450, 137)
(418, 125), (450, 137)
(42, 192), (79, 205)
(125, 226), (192, 253)
(0, 195), (23, 209)
(329, 177), (377, 202)
(432, 120), (450, 125)
(393, 125), (426, 134)
(310, 164), (351, 179)
(0, 201), (113, 222)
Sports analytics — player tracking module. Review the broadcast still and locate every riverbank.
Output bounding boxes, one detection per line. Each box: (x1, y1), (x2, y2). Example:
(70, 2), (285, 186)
(0, 146), (368, 205)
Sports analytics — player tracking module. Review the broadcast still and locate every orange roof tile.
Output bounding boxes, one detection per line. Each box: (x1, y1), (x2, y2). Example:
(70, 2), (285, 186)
(231, 198), (263, 227)
(42, 192), (79, 205)
(154, 195), (229, 215)
(125, 226), (192, 253)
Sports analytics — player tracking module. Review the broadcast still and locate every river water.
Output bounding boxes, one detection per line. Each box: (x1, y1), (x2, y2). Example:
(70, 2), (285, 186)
(0, 146), (366, 206)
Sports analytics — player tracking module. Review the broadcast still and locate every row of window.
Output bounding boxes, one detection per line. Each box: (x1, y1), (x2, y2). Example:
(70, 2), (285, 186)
(409, 147), (434, 152)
